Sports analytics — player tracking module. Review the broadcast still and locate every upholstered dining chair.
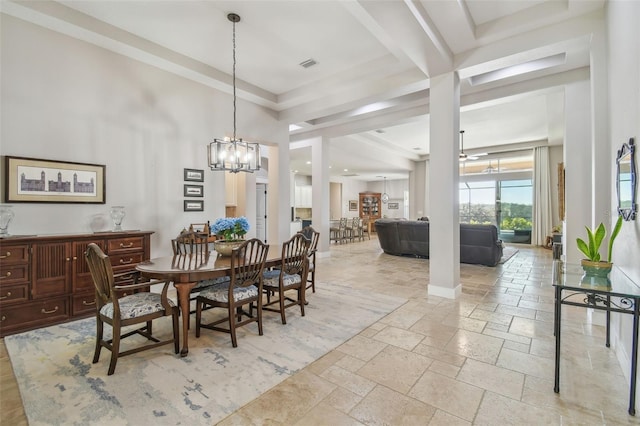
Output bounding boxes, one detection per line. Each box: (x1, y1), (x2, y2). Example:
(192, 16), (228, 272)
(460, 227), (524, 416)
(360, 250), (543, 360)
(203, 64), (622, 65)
(85, 243), (179, 375)
(195, 238), (269, 347)
(330, 217), (348, 244)
(262, 233), (310, 324)
(298, 225), (320, 293)
(361, 215), (371, 240)
(171, 231), (230, 314)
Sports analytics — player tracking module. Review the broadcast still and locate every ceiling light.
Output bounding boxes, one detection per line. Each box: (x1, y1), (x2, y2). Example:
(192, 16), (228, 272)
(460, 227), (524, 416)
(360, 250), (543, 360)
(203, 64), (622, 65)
(306, 161), (311, 165)
(382, 177), (389, 204)
(207, 13), (261, 173)
(459, 130), (468, 162)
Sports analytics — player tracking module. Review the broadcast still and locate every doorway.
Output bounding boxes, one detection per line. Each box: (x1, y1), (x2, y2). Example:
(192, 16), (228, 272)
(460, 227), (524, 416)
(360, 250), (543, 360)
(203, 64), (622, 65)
(256, 183), (267, 242)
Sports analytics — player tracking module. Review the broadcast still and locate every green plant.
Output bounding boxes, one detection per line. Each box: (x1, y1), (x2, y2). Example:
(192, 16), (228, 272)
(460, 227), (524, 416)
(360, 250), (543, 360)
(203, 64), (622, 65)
(576, 215), (623, 262)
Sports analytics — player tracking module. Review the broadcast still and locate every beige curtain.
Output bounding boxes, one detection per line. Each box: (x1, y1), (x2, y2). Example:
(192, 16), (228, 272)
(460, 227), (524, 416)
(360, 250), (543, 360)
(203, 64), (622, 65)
(533, 146), (553, 246)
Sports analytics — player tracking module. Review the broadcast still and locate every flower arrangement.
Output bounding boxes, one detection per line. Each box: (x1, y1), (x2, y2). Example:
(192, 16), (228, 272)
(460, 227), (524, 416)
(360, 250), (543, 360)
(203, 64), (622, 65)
(211, 216), (250, 241)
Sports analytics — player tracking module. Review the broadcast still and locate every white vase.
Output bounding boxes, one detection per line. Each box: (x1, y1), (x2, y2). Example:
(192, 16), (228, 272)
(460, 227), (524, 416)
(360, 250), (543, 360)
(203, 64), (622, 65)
(110, 206), (126, 232)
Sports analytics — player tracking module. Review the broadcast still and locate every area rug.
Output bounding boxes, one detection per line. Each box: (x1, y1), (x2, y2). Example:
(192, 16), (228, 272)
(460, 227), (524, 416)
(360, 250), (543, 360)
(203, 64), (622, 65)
(6, 282), (406, 426)
(498, 246), (519, 264)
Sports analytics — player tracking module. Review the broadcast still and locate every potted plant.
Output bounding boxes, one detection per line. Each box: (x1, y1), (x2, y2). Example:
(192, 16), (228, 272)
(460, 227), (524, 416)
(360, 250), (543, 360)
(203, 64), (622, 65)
(576, 215), (623, 285)
(210, 217), (250, 256)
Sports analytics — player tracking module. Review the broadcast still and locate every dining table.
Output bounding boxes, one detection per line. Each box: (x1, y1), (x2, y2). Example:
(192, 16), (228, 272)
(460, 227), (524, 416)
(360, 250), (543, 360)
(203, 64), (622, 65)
(136, 244), (283, 357)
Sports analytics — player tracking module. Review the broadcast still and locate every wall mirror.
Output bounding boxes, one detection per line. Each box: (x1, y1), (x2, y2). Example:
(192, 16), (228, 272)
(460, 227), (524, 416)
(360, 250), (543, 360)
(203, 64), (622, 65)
(616, 137), (636, 220)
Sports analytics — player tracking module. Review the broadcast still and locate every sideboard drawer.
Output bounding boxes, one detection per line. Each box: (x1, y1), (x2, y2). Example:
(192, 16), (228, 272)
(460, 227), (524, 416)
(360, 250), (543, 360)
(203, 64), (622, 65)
(0, 264), (29, 285)
(0, 244), (30, 265)
(107, 237), (145, 254)
(0, 297), (69, 333)
(109, 252), (144, 268)
(72, 293), (96, 316)
(0, 284), (29, 305)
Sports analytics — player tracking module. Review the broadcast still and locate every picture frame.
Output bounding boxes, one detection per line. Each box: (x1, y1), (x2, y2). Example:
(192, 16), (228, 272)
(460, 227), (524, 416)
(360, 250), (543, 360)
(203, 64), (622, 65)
(184, 200), (204, 212)
(184, 168), (204, 182)
(388, 202), (399, 209)
(4, 156), (106, 204)
(349, 200), (358, 211)
(183, 184), (204, 197)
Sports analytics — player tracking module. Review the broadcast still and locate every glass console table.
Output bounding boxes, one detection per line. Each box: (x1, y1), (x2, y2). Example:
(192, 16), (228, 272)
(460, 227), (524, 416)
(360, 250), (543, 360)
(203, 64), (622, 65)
(552, 260), (640, 415)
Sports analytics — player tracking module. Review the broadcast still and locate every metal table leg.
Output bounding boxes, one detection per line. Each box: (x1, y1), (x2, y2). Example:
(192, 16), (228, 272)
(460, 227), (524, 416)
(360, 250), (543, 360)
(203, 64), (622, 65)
(554, 285), (562, 393)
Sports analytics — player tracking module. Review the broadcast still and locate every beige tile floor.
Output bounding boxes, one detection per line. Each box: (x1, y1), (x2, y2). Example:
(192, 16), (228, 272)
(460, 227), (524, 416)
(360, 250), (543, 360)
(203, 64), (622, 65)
(2, 237), (639, 425)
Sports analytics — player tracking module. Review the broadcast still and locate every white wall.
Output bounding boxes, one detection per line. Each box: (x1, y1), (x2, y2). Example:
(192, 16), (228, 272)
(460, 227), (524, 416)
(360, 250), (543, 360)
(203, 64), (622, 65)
(0, 15), (288, 256)
(606, 1), (640, 399)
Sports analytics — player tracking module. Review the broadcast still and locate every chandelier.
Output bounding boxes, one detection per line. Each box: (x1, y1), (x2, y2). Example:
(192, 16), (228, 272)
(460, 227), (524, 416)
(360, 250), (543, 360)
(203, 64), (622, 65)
(459, 130), (468, 162)
(208, 13), (261, 173)
(381, 176), (389, 204)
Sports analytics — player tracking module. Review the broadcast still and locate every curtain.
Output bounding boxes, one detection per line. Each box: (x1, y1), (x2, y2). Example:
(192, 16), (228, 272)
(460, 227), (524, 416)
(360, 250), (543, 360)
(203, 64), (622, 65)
(533, 146), (553, 246)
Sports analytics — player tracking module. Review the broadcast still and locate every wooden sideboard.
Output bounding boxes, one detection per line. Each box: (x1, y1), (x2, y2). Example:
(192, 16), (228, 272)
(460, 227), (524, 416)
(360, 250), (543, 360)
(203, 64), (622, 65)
(0, 231), (153, 337)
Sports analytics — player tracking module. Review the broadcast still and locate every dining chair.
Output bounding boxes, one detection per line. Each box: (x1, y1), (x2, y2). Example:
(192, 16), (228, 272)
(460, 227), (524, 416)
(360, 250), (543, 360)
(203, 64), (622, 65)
(262, 233), (310, 324)
(85, 243), (179, 375)
(298, 225), (320, 293)
(330, 217), (348, 244)
(172, 231), (230, 321)
(346, 217), (362, 242)
(195, 238), (269, 347)
(361, 215), (371, 240)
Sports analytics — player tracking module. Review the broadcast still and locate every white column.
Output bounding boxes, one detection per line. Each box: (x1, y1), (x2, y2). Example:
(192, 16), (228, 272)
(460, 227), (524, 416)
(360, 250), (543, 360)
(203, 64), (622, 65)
(564, 80), (592, 263)
(428, 72), (461, 299)
(590, 25), (611, 242)
(267, 143), (291, 244)
(312, 136), (331, 255)
(410, 160), (428, 219)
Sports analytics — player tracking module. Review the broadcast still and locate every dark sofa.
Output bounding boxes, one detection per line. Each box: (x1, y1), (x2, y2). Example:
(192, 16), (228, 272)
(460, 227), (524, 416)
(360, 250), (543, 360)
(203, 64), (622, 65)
(375, 219), (503, 266)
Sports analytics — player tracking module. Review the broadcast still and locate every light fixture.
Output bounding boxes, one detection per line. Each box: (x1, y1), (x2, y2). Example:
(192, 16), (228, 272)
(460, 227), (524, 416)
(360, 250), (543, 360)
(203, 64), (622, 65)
(381, 177), (389, 204)
(208, 13), (261, 173)
(459, 130), (468, 162)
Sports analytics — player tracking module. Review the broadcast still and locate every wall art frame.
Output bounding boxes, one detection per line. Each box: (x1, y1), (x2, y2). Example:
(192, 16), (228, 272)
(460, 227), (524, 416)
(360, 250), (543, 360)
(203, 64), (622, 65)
(387, 202), (399, 209)
(349, 200), (358, 211)
(184, 200), (204, 212)
(184, 184), (204, 197)
(4, 155), (106, 204)
(184, 168), (204, 182)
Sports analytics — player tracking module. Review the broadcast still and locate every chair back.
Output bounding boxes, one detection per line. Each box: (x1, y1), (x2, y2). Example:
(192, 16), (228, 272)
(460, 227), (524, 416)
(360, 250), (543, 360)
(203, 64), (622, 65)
(280, 233), (310, 276)
(230, 238), (269, 289)
(85, 243), (116, 310)
(172, 231), (209, 259)
(299, 226), (320, 254)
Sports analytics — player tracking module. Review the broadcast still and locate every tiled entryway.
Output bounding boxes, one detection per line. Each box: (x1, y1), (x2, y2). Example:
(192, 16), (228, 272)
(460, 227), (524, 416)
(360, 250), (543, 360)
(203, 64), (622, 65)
(2, 238), (638, 425)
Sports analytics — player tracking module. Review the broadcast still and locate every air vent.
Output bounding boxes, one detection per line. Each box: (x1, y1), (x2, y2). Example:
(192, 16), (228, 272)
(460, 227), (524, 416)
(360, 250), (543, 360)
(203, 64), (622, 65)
(342, 173), (359, 177)
(299, 59), (317, 68)
(375, 129), (385, 134)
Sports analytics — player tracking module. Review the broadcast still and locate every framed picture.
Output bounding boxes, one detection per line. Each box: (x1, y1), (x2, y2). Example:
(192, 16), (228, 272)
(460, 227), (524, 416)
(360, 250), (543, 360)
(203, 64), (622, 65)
(4, 156), (106, 204)
(388, 202), (399, 209)
(184, 168), (204, 182)
(184, 200), (204, 212)
(183, 184), (204, 197)
(349, 200), (358, 211)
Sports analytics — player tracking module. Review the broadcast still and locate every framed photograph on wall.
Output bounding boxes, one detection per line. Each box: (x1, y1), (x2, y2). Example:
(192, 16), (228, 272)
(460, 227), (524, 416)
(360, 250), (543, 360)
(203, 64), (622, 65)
(184, 200), (204, 212)
(349, 200), (358, 211)
(184, 184), (204, 197)
(184, 168), (204, 182)
(388, 202), (399, 209)
(4, 156), (106, 204)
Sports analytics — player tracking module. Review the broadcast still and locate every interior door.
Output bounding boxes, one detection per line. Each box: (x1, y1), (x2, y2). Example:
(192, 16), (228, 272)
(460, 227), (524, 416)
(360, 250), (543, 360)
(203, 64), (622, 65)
(255, 183), (267, 242)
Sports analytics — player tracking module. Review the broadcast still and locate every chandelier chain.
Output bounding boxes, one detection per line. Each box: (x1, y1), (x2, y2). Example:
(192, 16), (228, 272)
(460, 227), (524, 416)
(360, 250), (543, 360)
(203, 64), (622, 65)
(232, 17), (237, 141)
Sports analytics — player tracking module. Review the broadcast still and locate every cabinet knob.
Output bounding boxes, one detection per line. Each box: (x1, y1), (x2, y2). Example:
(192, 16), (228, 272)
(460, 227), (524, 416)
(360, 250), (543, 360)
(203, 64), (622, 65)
(120, 242), (134, 248)
(0, 251), (11, 259)
(66, 257), (71, 262)
(82, 299), (96, 306)
(1, 315), (5, 322)
(0, 291), (11, 300)
(73, 256), (78, 261)
(0, 271), (11, 280)
(119, 258), (133, 264)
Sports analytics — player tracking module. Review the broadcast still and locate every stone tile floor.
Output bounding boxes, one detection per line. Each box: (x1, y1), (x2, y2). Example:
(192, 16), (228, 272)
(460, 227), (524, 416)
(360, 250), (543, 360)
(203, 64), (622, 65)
(2, 237), (639, 425)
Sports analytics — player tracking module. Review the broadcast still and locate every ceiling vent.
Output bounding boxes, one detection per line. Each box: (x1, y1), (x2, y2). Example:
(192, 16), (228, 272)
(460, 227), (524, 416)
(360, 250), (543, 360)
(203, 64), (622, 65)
(299, 58), (317, 68)
(342, 173), (359, 177)
(375, 129), (385, 134)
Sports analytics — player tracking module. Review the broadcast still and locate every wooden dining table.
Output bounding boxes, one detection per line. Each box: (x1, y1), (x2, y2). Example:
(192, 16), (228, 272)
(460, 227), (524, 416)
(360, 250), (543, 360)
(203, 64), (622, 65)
(136, 244), (283, 357)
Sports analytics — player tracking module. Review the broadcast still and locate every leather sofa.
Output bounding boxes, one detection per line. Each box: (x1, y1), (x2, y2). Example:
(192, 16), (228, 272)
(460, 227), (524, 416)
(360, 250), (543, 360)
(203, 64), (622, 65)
(375, 218), (503, 266)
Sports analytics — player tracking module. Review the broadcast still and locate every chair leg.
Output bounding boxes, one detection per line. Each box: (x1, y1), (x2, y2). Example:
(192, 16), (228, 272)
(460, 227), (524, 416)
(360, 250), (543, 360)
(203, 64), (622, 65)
(93, 318), (104, 364)
(310, 270), (315, 292)
(146, 320), (153, 338)
(108, 326), (120, 376)
(172, 311), (180, 354)
(257, 301), (263, 336)
(195, 299), (202, 338)
(229, 305), (238, 348)
(279, 292), (287, 325)
(299, 287), (306, 317)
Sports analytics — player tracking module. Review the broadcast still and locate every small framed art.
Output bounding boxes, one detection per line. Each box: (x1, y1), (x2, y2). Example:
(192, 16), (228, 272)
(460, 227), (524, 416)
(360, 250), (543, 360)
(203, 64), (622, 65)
(184, 200), (204, 212)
